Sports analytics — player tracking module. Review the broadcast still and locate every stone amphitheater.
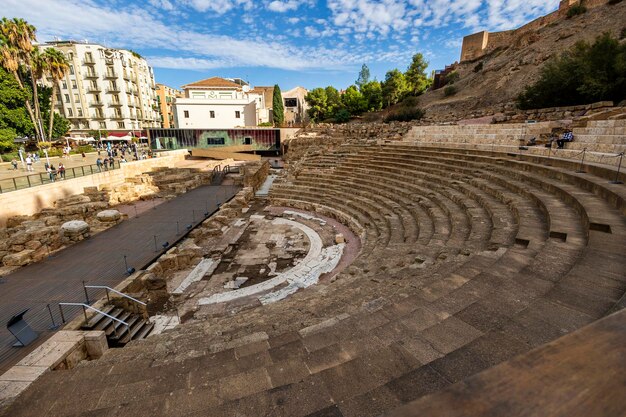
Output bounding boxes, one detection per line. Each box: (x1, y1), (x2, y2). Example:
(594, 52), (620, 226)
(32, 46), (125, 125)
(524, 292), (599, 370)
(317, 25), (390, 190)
(1, 118), (625, 416)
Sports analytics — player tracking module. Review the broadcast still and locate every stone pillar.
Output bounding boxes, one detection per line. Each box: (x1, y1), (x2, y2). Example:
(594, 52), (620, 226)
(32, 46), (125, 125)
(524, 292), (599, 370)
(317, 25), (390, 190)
(84, 331), (108, 359)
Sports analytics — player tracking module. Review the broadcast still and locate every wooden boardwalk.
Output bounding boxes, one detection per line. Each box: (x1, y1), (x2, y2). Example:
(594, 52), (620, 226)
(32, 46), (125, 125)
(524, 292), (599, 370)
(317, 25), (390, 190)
(0, 184), (240, 374)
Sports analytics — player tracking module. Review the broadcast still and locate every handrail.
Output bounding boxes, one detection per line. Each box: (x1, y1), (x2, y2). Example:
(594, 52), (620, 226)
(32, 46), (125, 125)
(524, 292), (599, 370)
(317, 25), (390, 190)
(58, 302), (129, 338)
(83, 285), (147, 306)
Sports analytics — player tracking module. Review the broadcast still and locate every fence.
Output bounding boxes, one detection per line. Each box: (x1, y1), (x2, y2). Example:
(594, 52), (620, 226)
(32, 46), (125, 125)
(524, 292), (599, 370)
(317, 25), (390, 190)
(0, 161), (121, 194)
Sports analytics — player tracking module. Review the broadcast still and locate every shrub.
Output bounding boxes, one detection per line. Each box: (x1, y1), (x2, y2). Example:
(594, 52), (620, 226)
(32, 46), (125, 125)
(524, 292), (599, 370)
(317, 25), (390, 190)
(444, 85), (458, 96)
(567, 4), (587, 18)
(473, 62), (484, 72)
(258, 122), (273, 127)
(333, 108), (352, 123)
(517, 33), (626, 109)
(446, 71), (460, 84)
(71, 145), (94, 154)
(384, 107), (425, 123)
(1, 152), (20, 162)
(400, 96), (420, 108)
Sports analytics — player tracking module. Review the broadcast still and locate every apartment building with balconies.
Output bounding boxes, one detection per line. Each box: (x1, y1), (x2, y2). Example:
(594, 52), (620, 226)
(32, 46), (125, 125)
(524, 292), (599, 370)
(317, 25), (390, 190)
(156, 83), (182, 129)
(42, 40), (161, 137)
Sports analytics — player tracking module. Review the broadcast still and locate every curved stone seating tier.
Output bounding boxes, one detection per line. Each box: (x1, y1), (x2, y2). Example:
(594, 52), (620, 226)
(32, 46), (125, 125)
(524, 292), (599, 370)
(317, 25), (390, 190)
(5, 141), (626, 417)
(404, 120), (626, 156)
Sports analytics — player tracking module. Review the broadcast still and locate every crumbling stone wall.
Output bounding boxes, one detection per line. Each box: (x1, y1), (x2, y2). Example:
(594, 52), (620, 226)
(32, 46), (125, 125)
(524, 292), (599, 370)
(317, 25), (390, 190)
(460, 0), (611, 62)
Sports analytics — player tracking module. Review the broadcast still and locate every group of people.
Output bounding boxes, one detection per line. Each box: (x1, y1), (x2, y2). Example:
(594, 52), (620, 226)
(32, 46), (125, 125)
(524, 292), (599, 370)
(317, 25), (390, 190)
(526, 130), (574, 149)
(44, 162), (66, 182)
(95, 156), (117, 172)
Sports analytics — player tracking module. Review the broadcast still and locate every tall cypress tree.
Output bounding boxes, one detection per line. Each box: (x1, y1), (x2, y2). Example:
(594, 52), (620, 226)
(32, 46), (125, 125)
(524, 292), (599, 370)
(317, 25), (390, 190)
(272, 84), (284, 127)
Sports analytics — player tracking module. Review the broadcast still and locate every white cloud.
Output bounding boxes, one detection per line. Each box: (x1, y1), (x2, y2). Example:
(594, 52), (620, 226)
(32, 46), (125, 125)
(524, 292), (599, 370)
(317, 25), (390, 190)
(485, 0), (559, 30)
(148, 0), (174, 10)
(267, 0), (300, 12)
(182, 0), (252, 13)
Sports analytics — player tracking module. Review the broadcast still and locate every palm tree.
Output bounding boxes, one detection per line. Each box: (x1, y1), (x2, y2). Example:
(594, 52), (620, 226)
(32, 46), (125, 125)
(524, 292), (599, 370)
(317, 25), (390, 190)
(43, 48), (69, 139)
(0, 18), (41, 141)
(30, 46), (48, 141)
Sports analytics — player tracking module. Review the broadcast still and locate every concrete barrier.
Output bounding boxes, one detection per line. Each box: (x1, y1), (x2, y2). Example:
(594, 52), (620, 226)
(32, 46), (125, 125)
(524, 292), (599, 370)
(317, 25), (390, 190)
(0, 150), (188, 227)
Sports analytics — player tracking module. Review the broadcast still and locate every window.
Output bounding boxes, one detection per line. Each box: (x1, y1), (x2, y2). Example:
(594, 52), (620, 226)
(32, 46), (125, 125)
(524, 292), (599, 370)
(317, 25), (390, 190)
(244, 137), (252, 145)
(206, 137), (225, 145)
(235, 111), (241, 118)
(74, 93), (79, 101)
(184, 110), (189, 118)
(284, 98), (298, 107)
(209, 111), (215, 118)
(77, 108), (83, 117)
(62, 81), (67, 89)
(69, 64), (74, 75)
(99, 122), (106, 128)
(117, 122), (125, 128)
(72, 80), (77, 89)
(64, 94), (70, 103)
(67, 108), (73, 117)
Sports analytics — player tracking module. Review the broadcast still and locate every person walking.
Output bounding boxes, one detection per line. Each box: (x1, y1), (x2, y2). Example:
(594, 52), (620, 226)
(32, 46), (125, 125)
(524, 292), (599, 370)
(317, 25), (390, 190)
(11, 159), (18, 170)
(47, 165), (56, 182)
(25, 155), (33, 172)
(96, 157), (103, 172)
(103, 157), (109, 171)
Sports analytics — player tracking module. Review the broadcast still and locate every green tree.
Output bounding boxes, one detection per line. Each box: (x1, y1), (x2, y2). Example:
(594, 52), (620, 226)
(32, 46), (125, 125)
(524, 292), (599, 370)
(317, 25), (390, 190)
(517, 33), (626, 109)
(360, 80), (383, 111)
(0, 18), (42, 142)
(355, 64), (370, 90)
(305, 87), (328, 121)
(42, 48), (69, 139)
(382, 69), (409, 107)
(51, 113), (69, 138)
(324, 86), (342, 117)
(0, 66), (33, 141)
(405, 53), (430, 96)
(0, 127), (16, 152)
(272, 84), (284, 126)
(342, 85), (367, 115)
(88, 129), (108, 141)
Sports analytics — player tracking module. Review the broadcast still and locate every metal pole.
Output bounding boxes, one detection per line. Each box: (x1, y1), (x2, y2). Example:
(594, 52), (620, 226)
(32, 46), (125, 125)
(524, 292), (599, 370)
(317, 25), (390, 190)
(123, 254), (129, 271)
(576, 148), (586, 173)
(83, 280), (90, 304)
(47, 304), (59, 329)
(58, 304), (66, 323)
(82, 305), (88, 322)
(105, 288), (110, 303)
(611, 153), (624, 184)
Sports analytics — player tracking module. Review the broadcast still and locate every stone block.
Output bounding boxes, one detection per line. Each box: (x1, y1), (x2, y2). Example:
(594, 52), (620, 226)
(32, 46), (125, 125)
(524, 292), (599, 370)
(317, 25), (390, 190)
(96, 209), (122, 222)
(335, 234), (345, 244)
(3, 249), (34, 266)
(55, 194), (91, 208)
(84, 331), (108, 359)
(60, 220), (90, 237)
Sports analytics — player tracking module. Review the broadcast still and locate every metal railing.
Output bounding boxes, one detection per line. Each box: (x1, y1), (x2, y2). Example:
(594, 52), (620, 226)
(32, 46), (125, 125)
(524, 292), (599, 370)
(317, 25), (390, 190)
(58, 302), (129, 338)
(83, 284), (146, 306)
(0, 160), (120, 194)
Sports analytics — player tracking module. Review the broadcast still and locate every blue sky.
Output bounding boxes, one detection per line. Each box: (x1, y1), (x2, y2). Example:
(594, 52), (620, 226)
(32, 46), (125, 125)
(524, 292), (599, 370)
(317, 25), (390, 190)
(4, 0), (560, 91)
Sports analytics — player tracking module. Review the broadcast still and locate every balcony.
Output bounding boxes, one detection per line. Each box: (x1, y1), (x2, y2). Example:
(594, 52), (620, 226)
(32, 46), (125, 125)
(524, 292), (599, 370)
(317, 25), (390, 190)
(86, 85), (101, 93)
(109, 101), (122, 107)
(111, 113), (127, 120)
(89, 101), (104, 107)
(83, 71), (98, 79)
(104, 71), (118, 79)
(93, 113), (106, 120)
(82, 57), (96, 65)
(105, 86), (121, 93)
(123, 72), (131, 80)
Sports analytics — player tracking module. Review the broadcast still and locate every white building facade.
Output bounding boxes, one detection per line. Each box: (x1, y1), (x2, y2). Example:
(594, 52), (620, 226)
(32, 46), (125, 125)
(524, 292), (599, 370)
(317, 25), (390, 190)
(42, 41), (160, 137)
(174, 77), (272, 129)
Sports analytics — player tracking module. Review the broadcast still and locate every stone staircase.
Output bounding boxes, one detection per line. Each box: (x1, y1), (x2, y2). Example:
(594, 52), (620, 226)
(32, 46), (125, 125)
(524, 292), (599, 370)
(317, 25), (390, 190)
(2, 142), (625, 417)
(404, 121), (626, 166)
(81, 304), (154, 347)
